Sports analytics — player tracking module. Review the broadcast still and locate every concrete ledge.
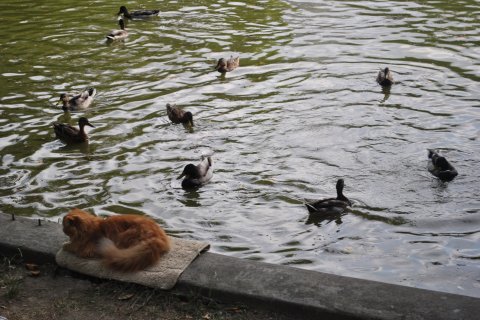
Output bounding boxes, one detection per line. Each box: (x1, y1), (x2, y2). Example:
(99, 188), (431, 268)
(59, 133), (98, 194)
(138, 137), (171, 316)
(0, 213), (478, 320)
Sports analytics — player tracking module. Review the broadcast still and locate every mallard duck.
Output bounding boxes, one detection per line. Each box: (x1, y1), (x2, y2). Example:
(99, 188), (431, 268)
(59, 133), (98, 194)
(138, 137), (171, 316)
(215, 56), (240, 73)
(117, 6), (160, 19)
(427, 149), (458, 181)
(106, 18), (128, 41)
(58, 88), (96, 112)
(166, 103), (193, 126)
(53, 117), (94, 144)
(376, 67), (394, 86)
(178, 157), (213, 189)
(305, 179), (352, 215)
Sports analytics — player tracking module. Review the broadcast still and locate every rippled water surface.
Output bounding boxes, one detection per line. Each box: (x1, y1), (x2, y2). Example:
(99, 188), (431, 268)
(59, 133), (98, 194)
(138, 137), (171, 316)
(1, 0), (479, 296)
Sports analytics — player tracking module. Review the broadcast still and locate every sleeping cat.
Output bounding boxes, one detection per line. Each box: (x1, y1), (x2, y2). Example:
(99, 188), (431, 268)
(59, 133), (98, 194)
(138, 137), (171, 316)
(62, 208), (171, 272)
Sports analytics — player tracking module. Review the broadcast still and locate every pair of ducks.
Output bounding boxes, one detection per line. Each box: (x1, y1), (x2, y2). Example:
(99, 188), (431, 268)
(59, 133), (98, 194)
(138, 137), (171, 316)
(53, 116), (212, 189)
(106, 6), (160, 41)
(166, 104), (213, 189)
(305, 148), (459, 218)
(54, 87), (97, 143)
(375, 68), (459, 182)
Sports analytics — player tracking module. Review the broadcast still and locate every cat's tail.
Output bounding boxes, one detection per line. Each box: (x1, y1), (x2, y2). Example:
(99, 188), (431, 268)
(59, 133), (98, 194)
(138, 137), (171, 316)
(99, 236), (171, 272)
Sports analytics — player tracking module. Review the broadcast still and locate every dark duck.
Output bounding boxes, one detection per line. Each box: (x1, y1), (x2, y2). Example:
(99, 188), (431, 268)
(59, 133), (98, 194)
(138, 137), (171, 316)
(376, 67), (394, 86)
(117, 6), (160, 19)
(53, 117), (94, 144)
(305, 179), (352, 215)
(427, 149), (458, 181)
(166, 103), (193, 126)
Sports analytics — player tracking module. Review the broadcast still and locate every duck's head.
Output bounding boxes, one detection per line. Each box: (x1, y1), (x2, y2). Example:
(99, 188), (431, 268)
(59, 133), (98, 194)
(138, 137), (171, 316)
(58, 93), (70, 104)
(384, 67), (390, 75)
(184, 111), (194, 126)
(215, 58), (226, 71)
(117, 6), (128, 15)
(78, 117), (95, 128)
(178, 164), (198, 180)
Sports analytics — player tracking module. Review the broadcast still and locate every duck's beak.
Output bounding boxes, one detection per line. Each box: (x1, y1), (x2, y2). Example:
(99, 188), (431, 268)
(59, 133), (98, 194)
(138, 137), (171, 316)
(56, 99), (62, 106)
(177, 172), (186, 179)
(86, 121), (95, 128)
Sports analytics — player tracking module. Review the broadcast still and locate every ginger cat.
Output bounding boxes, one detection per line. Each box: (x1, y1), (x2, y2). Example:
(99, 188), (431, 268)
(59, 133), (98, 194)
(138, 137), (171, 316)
(62, 208), (171, 272)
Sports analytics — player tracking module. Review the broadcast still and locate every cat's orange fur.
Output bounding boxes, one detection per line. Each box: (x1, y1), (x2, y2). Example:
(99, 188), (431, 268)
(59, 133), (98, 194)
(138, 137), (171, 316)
(62, 208), (171, 272)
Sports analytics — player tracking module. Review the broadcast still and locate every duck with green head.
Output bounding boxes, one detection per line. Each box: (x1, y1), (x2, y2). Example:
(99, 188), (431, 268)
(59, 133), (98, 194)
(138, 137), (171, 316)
(53, 117), (94, 144)
(305, 179), (352, 215)
(178, 157), (213, 189)
(117, 6), (160, 19)
(58, 88), (96, 112)
(106, 18), (128, 41)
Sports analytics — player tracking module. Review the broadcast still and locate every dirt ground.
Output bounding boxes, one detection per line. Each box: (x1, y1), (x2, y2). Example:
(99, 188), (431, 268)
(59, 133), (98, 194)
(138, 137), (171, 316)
(0, 256), (294, 320)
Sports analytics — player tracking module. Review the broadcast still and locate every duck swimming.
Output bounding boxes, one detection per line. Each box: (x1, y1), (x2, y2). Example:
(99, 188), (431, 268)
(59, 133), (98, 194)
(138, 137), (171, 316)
(53, 117), (94, 144)
(427, 149), (458, 181)
(58, 88), (96, 112)
(376, 67), (394, 86)
(117, 6), (160, 19)
(215, 56), (240, 74)
(178, 157), (213, 189)
(166, 103), (194, 126)
(305, 179), (352, 215)
(106, 18), (128, 41)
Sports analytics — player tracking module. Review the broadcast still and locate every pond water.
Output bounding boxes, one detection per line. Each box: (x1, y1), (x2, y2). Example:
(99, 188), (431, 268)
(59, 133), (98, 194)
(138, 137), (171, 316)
(0, 0), (479, 297)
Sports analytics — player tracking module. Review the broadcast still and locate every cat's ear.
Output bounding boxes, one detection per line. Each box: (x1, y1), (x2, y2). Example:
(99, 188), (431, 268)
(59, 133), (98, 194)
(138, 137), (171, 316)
(63, 215), (80, 227)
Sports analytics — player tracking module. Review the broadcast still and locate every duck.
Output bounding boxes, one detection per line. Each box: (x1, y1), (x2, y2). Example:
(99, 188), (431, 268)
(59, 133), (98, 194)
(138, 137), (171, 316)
(58, 88), (96, 112)
(305, 179), (352, 215)
(117, 6), (160, 19)
(215, 56), (240, 74)
(166, 103), (194, 126)
(427, 149), (458, 181)
(376, 67), (394, 86)
(53, 117), (94, 144)
(106, 18), (128, 41)
(178, 157), (213, 189)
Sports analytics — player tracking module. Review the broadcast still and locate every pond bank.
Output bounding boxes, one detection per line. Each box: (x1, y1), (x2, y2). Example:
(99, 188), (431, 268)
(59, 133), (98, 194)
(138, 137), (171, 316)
(0, 214), (478, 320)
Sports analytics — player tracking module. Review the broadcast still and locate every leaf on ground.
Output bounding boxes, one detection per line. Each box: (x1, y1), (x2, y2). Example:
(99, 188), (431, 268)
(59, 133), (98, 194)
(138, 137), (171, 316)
(117, 293), (135, 301)
(25, 263), (39, 271)
(28, 270), (41, 277)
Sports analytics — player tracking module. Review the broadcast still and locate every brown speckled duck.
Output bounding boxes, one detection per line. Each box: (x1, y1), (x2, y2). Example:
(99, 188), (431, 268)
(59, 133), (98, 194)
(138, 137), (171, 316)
(53, 117), (94, 144)
(305, 179), (352, 215)
(166, 103), (194, 126)
(58, 88), (96, 112)
(215, 56), (240, 74)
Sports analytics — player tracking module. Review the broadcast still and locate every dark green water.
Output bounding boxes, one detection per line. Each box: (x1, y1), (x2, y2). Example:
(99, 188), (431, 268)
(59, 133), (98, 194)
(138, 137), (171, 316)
(0, 0), (479, 297)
